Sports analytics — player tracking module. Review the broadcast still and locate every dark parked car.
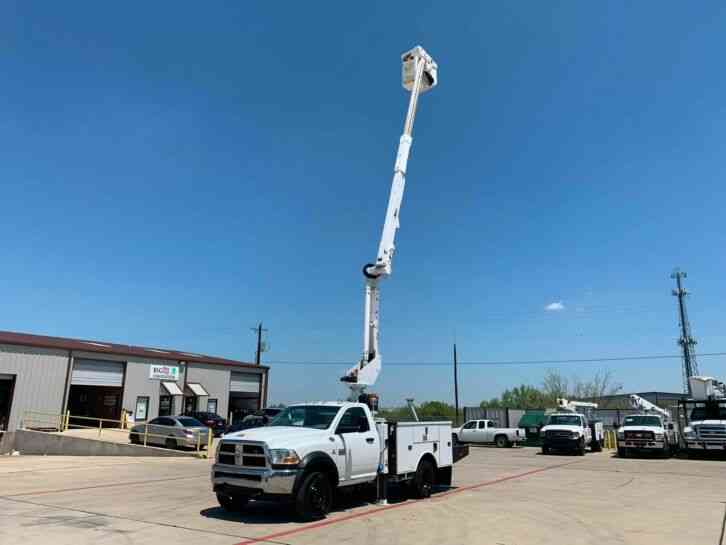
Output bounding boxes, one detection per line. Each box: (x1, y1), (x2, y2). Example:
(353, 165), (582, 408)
(185, 411), (227, 437)
(262, 407), (283, 419)
(225, 414), (269, 434)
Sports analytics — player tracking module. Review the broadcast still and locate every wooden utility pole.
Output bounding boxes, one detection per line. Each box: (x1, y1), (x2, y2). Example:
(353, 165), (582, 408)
(251, 323), (268, 365)
(453, 343), (460, 426)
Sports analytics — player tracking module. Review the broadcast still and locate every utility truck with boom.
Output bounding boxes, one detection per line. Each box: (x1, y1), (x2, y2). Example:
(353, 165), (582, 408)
(617, 395), (677, 457)
(680, 376), (726, 455)
(540, 398), (603, 455)
(212, 46), (466, 521)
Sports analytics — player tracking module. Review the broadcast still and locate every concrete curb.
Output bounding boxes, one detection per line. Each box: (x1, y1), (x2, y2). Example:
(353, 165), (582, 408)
(2, 430), (200, 457)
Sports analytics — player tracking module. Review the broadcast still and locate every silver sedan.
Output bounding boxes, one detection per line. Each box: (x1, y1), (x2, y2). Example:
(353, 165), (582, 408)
(130, 416), (211, 450)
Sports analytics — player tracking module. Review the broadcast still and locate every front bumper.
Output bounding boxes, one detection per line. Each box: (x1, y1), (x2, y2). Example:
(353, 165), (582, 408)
(543, 436), (580, 450)
(685, 441), (726, 451)
(212, 464), (299, 497)
(618, 440), (664, 450)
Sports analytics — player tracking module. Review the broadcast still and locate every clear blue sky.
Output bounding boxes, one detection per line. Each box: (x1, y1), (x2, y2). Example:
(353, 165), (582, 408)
(2, 2), (726, 406)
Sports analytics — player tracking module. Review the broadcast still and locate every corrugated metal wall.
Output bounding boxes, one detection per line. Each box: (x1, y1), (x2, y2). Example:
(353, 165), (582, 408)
(0, 343), (69, 431)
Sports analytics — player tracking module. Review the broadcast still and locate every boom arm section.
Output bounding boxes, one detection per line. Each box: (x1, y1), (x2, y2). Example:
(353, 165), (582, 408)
(629, 394), (671, 420)
(341, 46), (438, 398)
(557, 398), (599, 412)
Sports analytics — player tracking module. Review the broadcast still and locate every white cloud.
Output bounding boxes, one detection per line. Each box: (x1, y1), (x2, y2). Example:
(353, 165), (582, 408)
(545, 301), (565, 312)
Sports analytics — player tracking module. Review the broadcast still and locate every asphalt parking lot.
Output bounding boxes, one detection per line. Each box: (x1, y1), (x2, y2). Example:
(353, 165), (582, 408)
(1, 447), (725, 545)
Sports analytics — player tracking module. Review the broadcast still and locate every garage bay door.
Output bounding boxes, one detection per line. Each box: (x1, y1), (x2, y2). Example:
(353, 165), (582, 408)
(71, 359), (125, 387)
(230, 372), (260, 393)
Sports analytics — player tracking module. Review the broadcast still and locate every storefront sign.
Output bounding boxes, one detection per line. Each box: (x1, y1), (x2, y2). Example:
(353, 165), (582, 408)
(149, 365), (179, 381)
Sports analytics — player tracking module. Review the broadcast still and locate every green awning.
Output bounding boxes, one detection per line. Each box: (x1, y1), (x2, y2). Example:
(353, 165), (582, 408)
(518, 411), (547, 428)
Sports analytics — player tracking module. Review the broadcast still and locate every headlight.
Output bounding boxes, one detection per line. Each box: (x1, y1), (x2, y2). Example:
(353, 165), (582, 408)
(269, 449), (301, 466)
(684, 429), (696, 439)
(617, 431), (624, 439)
(654, 433), (664, 440)
(570, 431), (581, 439)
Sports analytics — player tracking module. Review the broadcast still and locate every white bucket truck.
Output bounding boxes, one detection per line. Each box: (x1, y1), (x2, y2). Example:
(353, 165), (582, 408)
(617, 394), (677, 457)
(211, 47), (467, 520)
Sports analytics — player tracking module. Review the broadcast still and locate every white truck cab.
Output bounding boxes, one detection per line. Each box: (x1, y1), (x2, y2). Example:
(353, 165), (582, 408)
(212, 402), (461, 520)
(617, 395), (677, 457)
(454, 419), (525, 447)
(680, 377), (726, 454)
(617, 414), (676, 457)
(540, 412), (603, 455)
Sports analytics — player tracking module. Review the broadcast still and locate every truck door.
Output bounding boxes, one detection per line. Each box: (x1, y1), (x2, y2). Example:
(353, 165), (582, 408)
(478, 420), (491, 442)
(460, 420), (477, 442)
(335, 407), (379, 482)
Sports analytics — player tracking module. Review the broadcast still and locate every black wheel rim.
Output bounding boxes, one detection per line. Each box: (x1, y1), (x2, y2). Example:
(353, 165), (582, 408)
(309, 475), (329, 513)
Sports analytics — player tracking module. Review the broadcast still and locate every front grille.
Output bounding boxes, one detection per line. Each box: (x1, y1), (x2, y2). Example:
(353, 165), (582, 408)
(546, 430), (573, 439)
(214, 471), (262, 481)
(242, 456), (266, 467)
(220, 443), (236, 453)
(625, 430), (654, 441)
(697, 425), (726, 440)
(217, 441), (268, 468)
(243, 445), (264, 455)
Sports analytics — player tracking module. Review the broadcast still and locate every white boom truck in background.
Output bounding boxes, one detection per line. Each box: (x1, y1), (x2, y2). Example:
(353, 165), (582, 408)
(454, 419), (525, 448)
(617, 395), (677, 457)
(680, 376), (726, 455)
(540, 398), (603, 456)
(212, 47), (467, 521)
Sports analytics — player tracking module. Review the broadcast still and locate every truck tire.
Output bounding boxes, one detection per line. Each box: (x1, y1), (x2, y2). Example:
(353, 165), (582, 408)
(411, 459), (435, 499)
(577, 438), (586, 456)
(495, 435), (509, 448)
(165, 437), (177, 450)
(542, 445), (550, 455)
(661, 439), (671, 458)
(295, 471), (333, 521)
(617, 446), (626, 458)
(590, 438), (602, 452)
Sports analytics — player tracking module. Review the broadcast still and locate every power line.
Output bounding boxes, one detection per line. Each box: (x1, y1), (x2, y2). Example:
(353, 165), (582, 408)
(266, 351), (726, 367)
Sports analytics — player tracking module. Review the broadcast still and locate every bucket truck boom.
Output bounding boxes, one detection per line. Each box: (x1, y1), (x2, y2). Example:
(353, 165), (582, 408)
(628, 394), (671, 420)
(341, 46), (438, 401)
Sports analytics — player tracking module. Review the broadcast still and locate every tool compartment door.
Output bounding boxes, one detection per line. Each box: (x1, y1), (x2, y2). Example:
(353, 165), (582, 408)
(394, 422), (452, 475)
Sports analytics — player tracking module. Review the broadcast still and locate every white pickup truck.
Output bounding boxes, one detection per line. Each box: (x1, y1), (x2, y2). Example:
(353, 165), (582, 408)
(453, 419), (525, 447)
(617, 414), (677, 457)
(212, 402), (466, 520)
(540, 412), (603, 455)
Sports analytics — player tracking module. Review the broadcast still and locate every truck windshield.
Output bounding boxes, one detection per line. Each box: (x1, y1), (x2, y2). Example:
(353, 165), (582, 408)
(690, 407), (726, 420)
(268, 405), (341, 430)
(623, 416), (661, 427)
(547, 415), (581, 426)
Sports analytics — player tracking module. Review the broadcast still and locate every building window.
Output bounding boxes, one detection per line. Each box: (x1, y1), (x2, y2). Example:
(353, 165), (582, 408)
(207, 398), (218, 414)
(159, 395), (172, 416)
(184, 396), (196, 414)
(135, 397), (149, 422)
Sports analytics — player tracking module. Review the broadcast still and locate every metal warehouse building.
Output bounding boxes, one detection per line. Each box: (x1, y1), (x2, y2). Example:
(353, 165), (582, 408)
(0, 331), (269, 432)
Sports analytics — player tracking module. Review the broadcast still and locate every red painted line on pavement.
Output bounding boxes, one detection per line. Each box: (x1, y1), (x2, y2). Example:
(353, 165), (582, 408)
(234, 460), (579, 545)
